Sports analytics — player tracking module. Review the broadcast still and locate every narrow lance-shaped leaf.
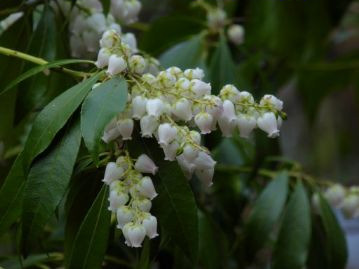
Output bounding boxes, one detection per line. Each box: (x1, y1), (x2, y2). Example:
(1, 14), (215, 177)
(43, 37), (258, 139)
(66, 185), (111, 269)
(81, 76), (128, 163)
(21, 117), (82, 251)
(243, 171), (289, 259)
(319, 194), (348, 269)
(272, 181), (311, 269)
(0, 73), (101, 236)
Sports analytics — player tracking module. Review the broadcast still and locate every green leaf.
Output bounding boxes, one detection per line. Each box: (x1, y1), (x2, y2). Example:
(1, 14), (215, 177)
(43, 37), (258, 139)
(318, 194), (348, 269)
(209, 33), (237, 94)
(21, 117), (81, 251)
(153, 158), (199, 262)
(0, 155), (26, 235)
(159, 34), (205, 69)
(0, 59), (94, 96)
(22, 72), (101, 170)
(81, 77), (128, 163)
(243, 171), (289, 258)
(66, 185), (111, 269)
(0, 74), (100, 236)
(272, 181), (311, 269)
(136, 239), (150, 269)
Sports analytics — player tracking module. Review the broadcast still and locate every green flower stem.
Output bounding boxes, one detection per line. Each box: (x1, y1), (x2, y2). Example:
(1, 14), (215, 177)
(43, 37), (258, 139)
(0, 46), (94, 78)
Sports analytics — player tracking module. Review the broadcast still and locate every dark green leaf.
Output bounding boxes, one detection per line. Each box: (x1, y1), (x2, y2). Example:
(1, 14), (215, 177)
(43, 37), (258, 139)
(272, 181), (311, 269)
(81, 77), (128, 163)
(209, 33), (237, 94)
(0, 59), (94, 96)
(159, 34), (205, 69)
(244, 171), (289, 258)
(21, 118), (81, 251)
(318, 194), (348, 269)
(22, 72), (101, 170)
(66, 185), (111, 269)
(136, 239), (150, 269)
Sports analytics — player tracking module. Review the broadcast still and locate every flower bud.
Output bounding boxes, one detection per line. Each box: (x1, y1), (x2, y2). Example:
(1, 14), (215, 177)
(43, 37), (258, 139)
(184, 68), (204, 80)
(129, 55), (146, 74)
(195, 167), (214, 187)
(219, 84), (241, 102)
(140, 115), (159, 137)
(173, 98), (193, 122)
(237, 115), (257, 138)
(107, 54), (127, 75)
(103, 162), (124, 184)
(123, 223), (146, 248)
(237, 91), (254, 104)
(195, 112), (213, 134)
(142, 214), (158, 239)
(117, 118), (134, 140)
(207, 8), (227, 29)
(108, 190), (129, 212)
(99, 29), (118, 48)
(116, 156), (129, 170)
(260, 94), (283, 111)
(146, 98), (165, 118)
(166, 66), (182, 78)
(341, 194), (359, 218)
(158, 71), (176, 87)
(176, 77), (191, 90)
(137, 176), (157, 200)
(257, 112), (279, 138)
(218, 116), (236, 137)
(194, 152), (216, 170)
(158, 123), (177, 146)
(142, 73), (157, 85)
(191, 79), (211, 97)
(122, 32), (137, 51)
(161, 140), (180, 161)
(176, 155), (196, 179)
(116, 206), (134, 228)
(182, 144), (199, 162)
(135, 154), (158, 175)
(102, 125), (122, 143)
(324, 184), (346, 208)
(227, 24), (245, 45)
(132, 96), (147, 119)
(95, 48), (111, 68)
(132, 198), (152, 212)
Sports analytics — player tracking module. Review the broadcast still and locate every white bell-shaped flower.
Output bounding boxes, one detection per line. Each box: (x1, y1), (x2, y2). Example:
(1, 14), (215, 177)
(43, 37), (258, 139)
(140, 115), (159, 137)
(194, 112), (213, 134)
(219, 84), (241, 103)
(116, 156), (129, 170)
(132, 95), (147, 119)
(184, 68), (204, 80)
(142, 214), (159, 239)
(116, 206), (134, 229)
(227, 24), (245, 45)
(182, 144), (199, 162)
(194, 152), (216, 170)
(102, 126), (122, 143)
(257, 112), (280, 138)
(176, 155), (196, 179)
(161, 140), (180, 161)
(173, 98), (193, 122)
(132, 198), (152, 212)
(123, 223), (146, 248)
(324, 184), (346, 208)
(108, 190), (129, 212)
(218, 116), (236, 137)
(134, 154), (158, 175)
(95, 48), (111, 68)
(191, 79), (211, 97)
(221, 100), (237, 122)
(158, 123), (177, 146)
(237, 115), (257, 138)
(146, 98), (165, 118)
(195, 167), (214, 187)
(117, 118), (134, 140)
(99, 29), (118, 48)
(260, 94), (283, 111)
(137, 176), (157, 200)
(122, 32), (138, 51)
(103, 162), (124, 184)
(176, 77), (191, 90)
(129, 55), (146, 74)
(107, 54), (127, 75)
(341, 195), (359, 218)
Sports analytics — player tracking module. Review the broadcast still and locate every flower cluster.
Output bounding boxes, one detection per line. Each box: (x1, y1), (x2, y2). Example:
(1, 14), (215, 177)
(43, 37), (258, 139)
(321, 184), (359, 218)
(56, 0), (140, 58)
(103, 153), (158, 247)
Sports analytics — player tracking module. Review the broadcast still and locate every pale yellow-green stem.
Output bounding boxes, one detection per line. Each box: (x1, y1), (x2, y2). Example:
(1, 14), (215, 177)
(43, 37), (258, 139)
(0, 46), (94, 78)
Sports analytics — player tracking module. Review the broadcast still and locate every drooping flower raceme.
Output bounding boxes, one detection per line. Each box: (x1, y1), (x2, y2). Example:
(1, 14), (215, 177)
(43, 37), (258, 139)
(93, 29), (285, 246)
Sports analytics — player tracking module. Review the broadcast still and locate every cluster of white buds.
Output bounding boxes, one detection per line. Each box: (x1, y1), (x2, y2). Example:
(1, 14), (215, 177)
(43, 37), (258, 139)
(103, 153), (158, 247)
(95, 29), (159, 75)
(111, 0), (142, 24)
(56, 0), (141, 59)
(321, 184), (359, 219)
(227, 24), (245, 45)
